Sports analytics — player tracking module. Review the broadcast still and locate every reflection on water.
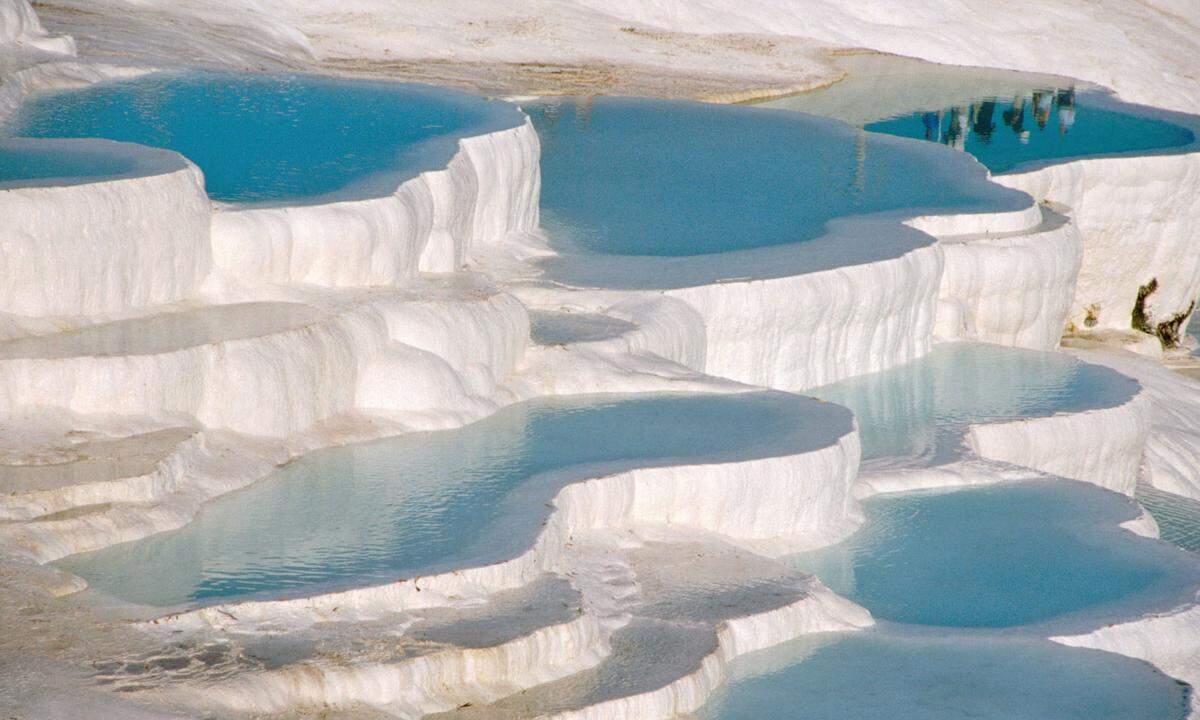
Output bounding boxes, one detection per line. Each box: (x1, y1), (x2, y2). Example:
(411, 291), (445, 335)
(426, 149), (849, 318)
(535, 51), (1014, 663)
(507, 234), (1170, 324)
(912, 88), (1079, 148)
(866, 87), (1193, 173)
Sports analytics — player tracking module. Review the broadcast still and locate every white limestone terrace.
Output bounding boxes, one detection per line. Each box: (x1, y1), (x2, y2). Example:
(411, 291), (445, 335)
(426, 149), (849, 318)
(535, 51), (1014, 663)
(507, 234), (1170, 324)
(1070, 341), (1200, 502)
(993, 95), (1200, 343)
(754, 52), (1200, 518)
(723, 55), (1200, 523)
(30, 0), (1200, 113)
(82, 390), (859, 616)
(131, 535), (871, 720)
(0, 38), (873, 720)
(489, 96), (1045, 393)
(804, 341), (1148, 497)
(0, 137), (211, 319)
(31, 0), (841, 101)
(759, 53), (1200, 349)
(0, 0), (72, 57)
(0, 1), (1197, 719)
(0, 66), (541, 305)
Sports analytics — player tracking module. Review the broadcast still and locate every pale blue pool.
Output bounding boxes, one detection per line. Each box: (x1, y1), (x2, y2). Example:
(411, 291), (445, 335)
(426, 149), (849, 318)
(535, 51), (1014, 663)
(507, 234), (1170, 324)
(59, 391), (851, 607)
(703, 631), (1190, 720)
(6, 71), (524, 203)
(789, 481), (1200, 629)
(809, 343), (1138, 465)
(528, 97), (1029, 260)
(866, 90), (1194, 174)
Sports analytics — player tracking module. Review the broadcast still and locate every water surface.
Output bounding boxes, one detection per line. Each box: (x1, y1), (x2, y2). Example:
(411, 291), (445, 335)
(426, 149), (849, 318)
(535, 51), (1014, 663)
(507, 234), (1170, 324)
(810, 343), (1138, 465)
(0, 141), (138, 187)
(7, 71), (522, 203)
(529, 97), (1027, 259)
(0, 303), (323, 358)
(789, 481), (1200, 628)
(759, 55), (1193, 174)
(866, 90), (1193, 173)
(1139, 483), (1200, 553)
(702, 631), (1190, 720)
(60, 392), (850, 606)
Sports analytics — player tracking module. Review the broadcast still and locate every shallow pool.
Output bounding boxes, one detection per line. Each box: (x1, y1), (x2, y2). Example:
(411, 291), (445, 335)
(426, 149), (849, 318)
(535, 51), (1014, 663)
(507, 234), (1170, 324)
(809, 343), (1138, 465)
(60, 391), (850, 606)
(528, 97), (1027, 259)
(6, 72), (523, 203)
(703, 631), (1190, 720)
(529, 310), (637, 346)
(0, 302), (324, 358)
(789, 481), (1200, 629)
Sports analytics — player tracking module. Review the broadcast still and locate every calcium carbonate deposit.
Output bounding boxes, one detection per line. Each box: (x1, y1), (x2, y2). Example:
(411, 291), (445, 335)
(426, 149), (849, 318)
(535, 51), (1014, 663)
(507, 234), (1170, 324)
(1, 1), (1199, 719)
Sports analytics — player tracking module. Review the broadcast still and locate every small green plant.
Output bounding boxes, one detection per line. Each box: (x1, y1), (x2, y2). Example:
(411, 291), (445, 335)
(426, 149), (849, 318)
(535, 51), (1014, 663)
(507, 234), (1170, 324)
(1083, 304), (1100, 328)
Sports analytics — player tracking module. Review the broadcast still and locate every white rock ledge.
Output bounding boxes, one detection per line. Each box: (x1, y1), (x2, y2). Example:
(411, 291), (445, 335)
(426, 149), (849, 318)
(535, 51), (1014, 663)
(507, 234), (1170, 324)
(210, 117), (541, 288)
(188, 611), (619, 718)
(0, 138), (212, 317)
(518, 198), (1044, 392)
(0, 290), (528, 440)
(994, 93), (1200, 338)
(968, 386), (1152, 496)
(0, 0), (74, 55)
(1066, 344), (1200, 500)
(1052, 603), (1200, 719)
(0, 284), (531, 563)
(543, 584), (871, 720)
(935, 204), (1082, 350)
(2, 62), (541, 316)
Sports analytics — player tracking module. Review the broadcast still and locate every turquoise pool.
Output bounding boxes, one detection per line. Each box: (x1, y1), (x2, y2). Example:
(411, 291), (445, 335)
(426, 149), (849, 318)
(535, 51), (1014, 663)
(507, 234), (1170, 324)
(809, 343), (1138, 465)
(528, 97), (1028, 259)
(59, 391), (850, 606)
(6, 71), (524, 203)
(702, 631), (1190, 720)
(789, 481), (1200, 629)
